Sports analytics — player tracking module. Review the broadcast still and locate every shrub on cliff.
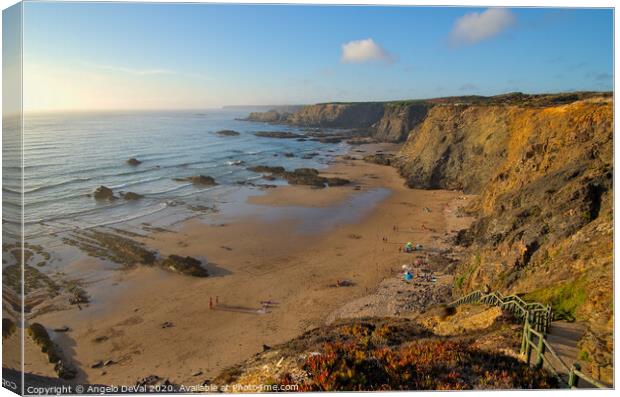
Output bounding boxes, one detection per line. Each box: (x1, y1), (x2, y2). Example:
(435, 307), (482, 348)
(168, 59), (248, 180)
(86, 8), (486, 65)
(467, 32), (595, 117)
(282, 340), (557, 391)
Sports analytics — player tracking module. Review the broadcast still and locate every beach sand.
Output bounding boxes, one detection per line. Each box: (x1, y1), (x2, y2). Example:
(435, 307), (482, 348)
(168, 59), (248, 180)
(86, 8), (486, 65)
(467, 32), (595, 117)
(26, 144), (472, 386)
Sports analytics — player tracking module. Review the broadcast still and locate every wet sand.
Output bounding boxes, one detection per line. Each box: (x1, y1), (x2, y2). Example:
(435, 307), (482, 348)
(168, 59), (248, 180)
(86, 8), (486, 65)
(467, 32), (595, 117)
(27, 144), (469, 386)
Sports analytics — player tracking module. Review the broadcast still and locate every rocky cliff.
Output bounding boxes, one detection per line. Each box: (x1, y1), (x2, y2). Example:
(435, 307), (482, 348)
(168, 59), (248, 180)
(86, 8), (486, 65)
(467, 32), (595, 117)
(244, 93), (609, 143)
(286, 102), (386, 129)
(395, 95), (613, 383)
(369, 102), (431, 142)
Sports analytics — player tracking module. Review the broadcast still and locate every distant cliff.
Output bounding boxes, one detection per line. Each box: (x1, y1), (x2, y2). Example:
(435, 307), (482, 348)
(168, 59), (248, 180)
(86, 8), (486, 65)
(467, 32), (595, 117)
(243, 92), (609, 143)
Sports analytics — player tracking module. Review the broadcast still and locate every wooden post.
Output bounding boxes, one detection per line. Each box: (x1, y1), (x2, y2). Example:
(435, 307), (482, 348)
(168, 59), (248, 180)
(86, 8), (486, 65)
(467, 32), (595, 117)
(525, 326), (532, 365)
(568, 364), (580, 388)
(535, 334), (545, 369)
(520, 320), (529, 355)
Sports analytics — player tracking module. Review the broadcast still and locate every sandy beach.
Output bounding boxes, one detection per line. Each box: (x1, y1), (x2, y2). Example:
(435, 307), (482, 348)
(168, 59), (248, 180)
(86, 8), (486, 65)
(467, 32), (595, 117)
(17, 144), (472, 386)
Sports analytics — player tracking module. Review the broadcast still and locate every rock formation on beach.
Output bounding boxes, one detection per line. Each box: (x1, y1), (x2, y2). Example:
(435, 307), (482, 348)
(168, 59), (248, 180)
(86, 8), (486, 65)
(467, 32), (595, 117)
(247, 166), (350, 187)
(173, 175), (218, 186)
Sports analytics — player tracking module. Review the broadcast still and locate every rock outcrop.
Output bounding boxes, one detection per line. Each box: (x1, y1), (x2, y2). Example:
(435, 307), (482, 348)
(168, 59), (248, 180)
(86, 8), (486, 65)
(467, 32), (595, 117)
(161, 255), (208, 277)
(174, 175), (218, 186)
(93, 186), (117, 201)
(215, 130), (240, 136)
(244, 110), (290, 123)
(247, 166), (350, 187)
(286, 102), (385, 129)
(370, 102), (430, 142)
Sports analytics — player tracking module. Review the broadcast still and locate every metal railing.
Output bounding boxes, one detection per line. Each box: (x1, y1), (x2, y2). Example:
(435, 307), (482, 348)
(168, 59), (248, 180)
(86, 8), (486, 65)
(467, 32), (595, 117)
(450, 290), (608, 388)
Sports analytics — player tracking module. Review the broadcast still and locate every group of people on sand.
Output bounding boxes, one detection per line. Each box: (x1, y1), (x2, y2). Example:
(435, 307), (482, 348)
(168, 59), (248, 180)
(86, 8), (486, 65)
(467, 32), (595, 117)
(401, 263), (437, 283)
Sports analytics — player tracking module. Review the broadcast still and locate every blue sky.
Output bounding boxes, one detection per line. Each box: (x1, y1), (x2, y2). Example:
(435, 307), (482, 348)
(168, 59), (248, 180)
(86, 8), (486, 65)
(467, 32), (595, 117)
(19, 2), (614, 111)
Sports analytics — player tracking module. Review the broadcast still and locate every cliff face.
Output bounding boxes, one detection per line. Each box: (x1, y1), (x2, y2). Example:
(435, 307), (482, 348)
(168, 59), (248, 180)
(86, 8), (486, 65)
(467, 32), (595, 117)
(286, 103), (385, 128)
(396, 97), (613, 383)
(244, 110), (290, 123)
(370, 103), (431, 142)
(243, 102), (430, 142)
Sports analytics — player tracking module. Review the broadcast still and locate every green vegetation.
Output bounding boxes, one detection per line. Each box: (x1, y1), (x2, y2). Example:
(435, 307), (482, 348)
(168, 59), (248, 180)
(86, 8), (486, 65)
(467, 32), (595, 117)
(524, 277), (588, 322)
(316, 91), (610, 108)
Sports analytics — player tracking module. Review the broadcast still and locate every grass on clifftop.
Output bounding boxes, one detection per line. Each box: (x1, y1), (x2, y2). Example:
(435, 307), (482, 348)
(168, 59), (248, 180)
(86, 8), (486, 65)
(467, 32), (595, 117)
(524, 277), (588, 322)
(316, 91), (611, 108)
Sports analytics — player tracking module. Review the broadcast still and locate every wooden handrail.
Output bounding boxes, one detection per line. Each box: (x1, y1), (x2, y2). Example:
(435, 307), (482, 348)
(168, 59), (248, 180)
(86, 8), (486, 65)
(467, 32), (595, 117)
(451, 290), (608, 389)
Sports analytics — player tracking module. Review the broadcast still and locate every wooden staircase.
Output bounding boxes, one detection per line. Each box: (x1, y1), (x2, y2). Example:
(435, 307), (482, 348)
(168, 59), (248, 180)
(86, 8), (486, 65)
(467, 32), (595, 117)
(449, 290), (609, 388)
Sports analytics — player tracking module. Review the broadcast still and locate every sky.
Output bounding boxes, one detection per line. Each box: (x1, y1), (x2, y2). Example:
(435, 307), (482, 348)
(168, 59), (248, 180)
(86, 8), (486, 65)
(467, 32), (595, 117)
(9, 2), (615, 112)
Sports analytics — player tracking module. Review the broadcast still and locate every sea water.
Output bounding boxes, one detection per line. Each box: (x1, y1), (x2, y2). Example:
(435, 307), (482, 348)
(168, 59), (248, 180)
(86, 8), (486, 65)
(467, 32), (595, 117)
(3, 109), (350, 241)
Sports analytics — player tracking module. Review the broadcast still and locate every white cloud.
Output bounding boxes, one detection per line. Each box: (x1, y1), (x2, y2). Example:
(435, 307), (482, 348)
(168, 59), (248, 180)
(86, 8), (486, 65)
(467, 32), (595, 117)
(450, 8), (516, 46)
(340, 38), (394, 64)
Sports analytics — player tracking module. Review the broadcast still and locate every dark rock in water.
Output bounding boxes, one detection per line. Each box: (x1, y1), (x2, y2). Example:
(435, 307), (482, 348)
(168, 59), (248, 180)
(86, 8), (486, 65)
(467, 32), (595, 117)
(301, 152), (319, 159)
(284, 152), (295, 158)
(174, 175), (218, 186)
(247, 165), (286, 174)
(121, 191), (144, 200)
(93, 186), (117, 201)
(161, 321), (174, 329)
(161, 255), (208, 277)
(126, 158), (142, 166)
(216, 130), (240, 136)
(318, 137), (343, 144)
(255, 131), (304, 139)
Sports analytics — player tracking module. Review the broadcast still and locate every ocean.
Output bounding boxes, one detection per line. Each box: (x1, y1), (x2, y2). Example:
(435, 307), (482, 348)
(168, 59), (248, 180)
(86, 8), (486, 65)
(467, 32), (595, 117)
(2, 109), (350, 241)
